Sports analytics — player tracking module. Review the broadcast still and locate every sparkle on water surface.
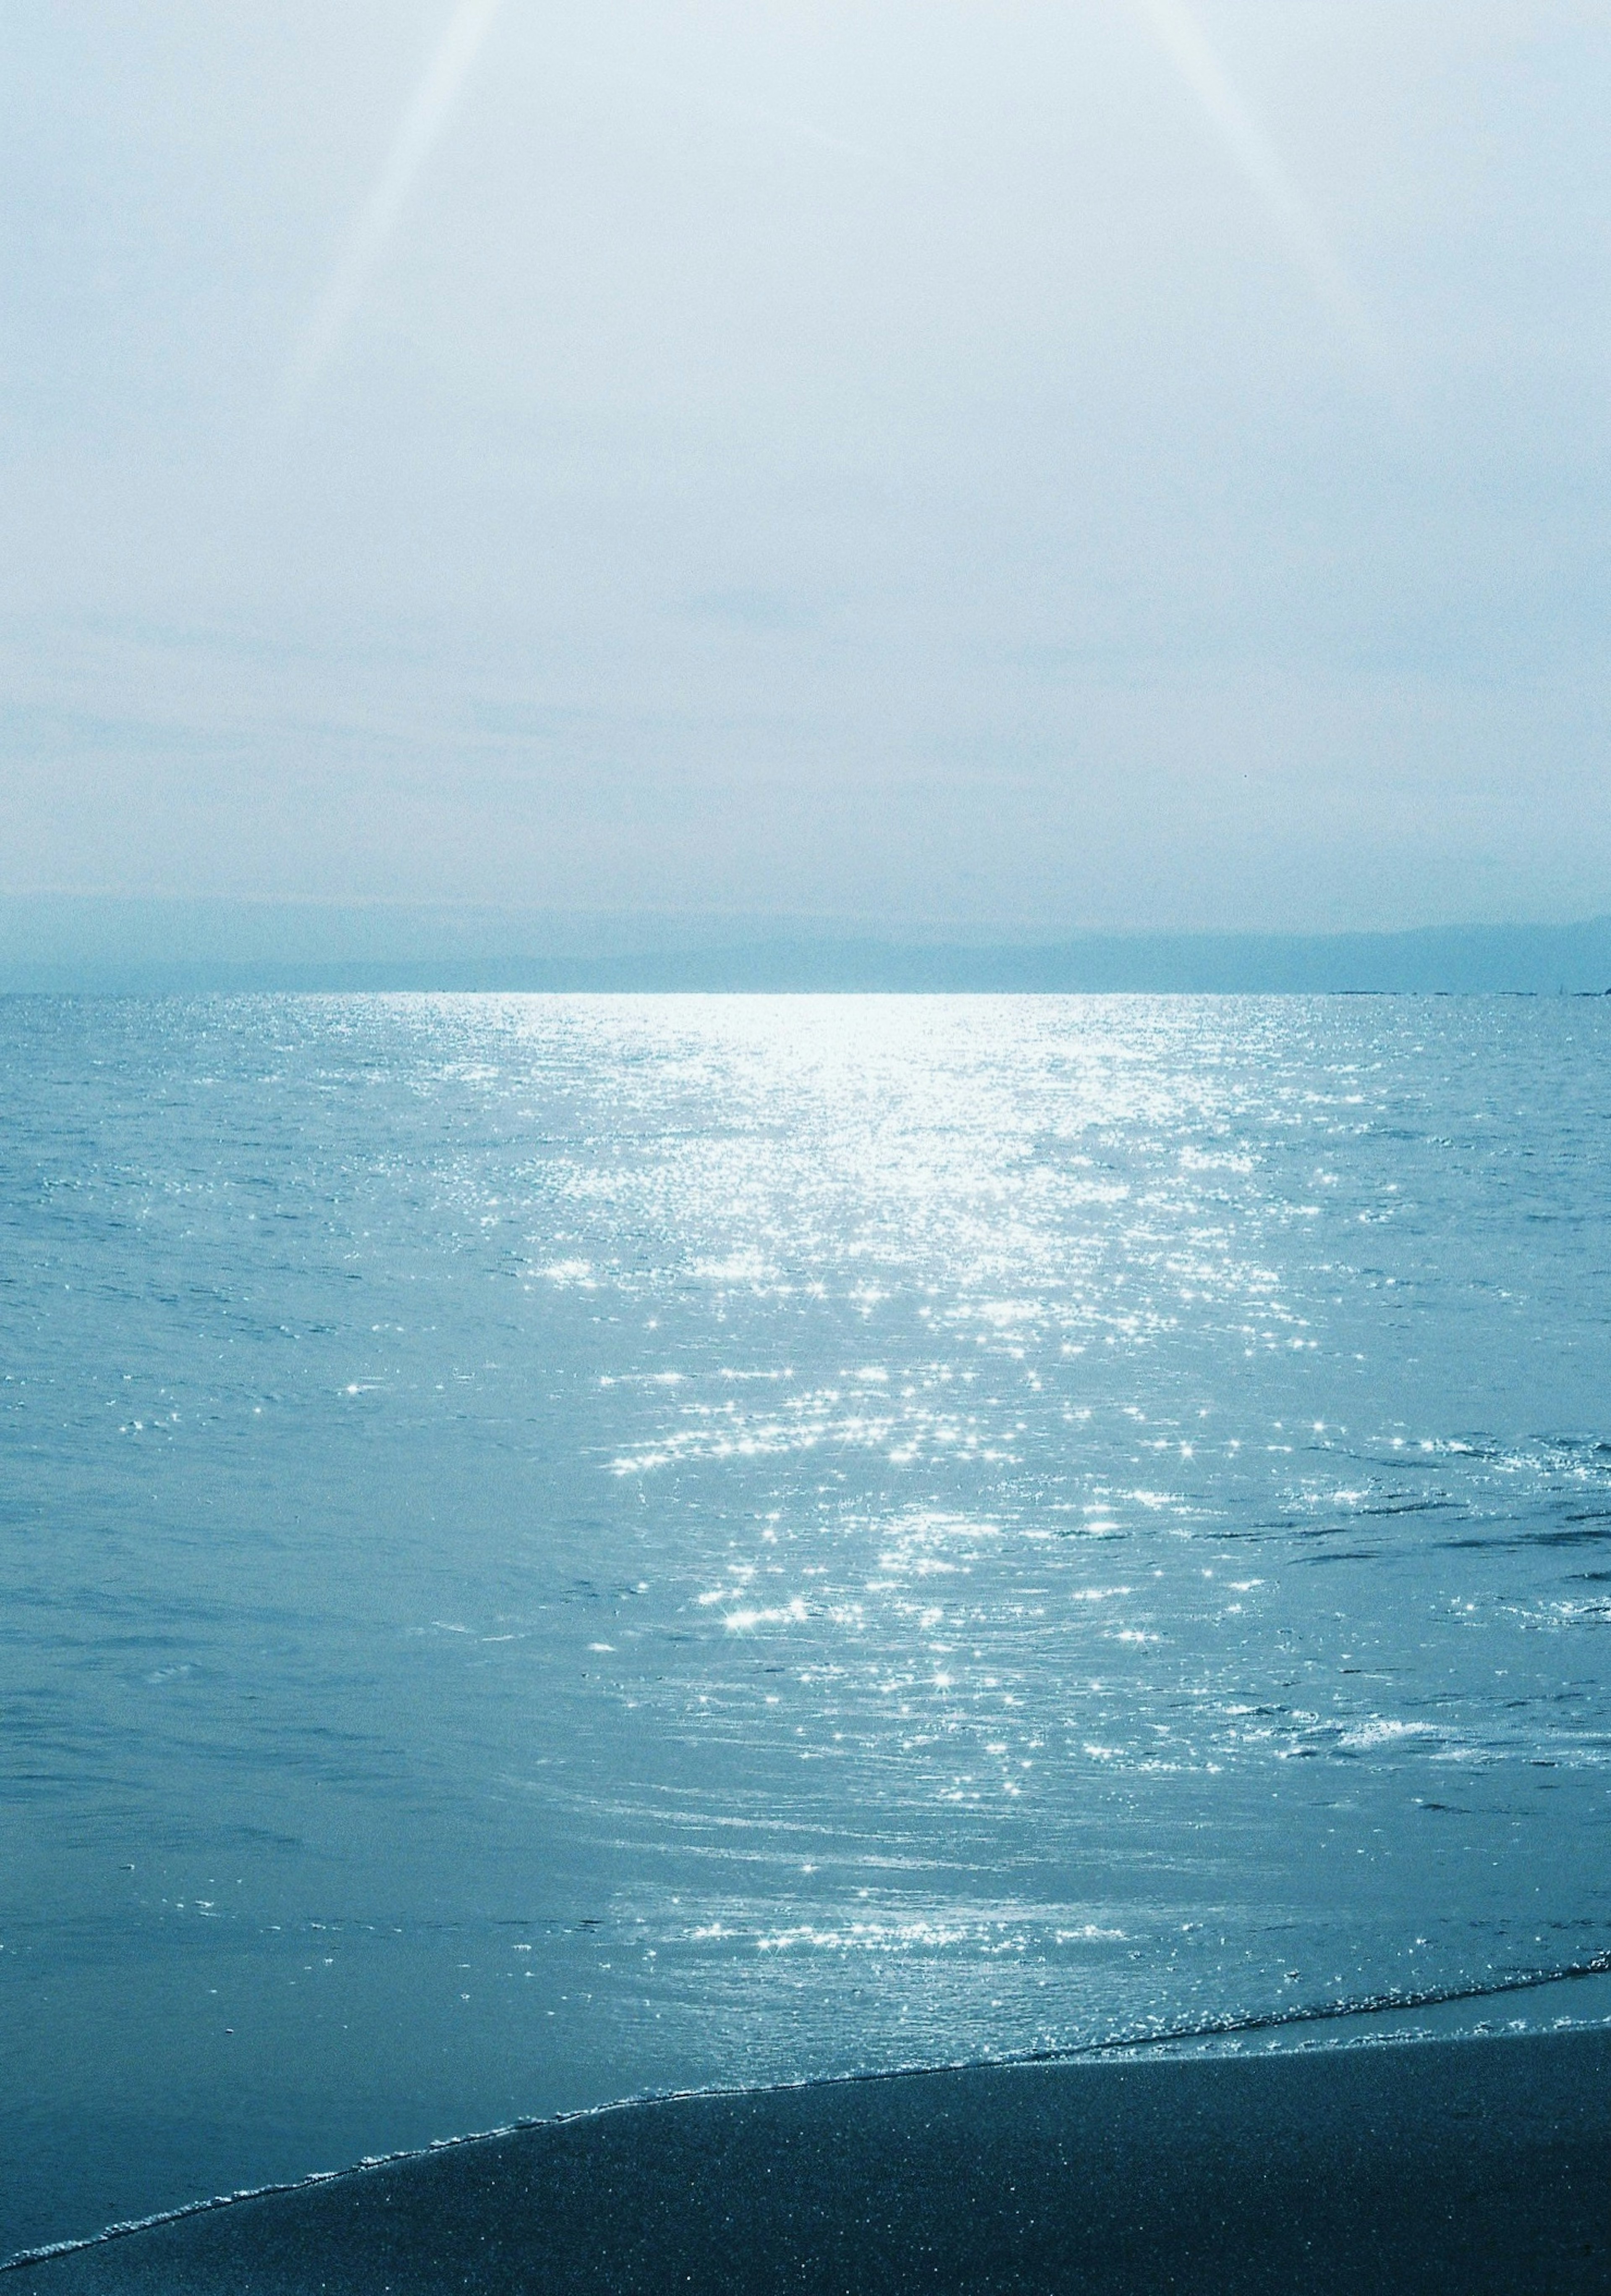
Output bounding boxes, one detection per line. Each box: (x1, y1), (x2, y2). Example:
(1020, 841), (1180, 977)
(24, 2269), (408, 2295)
(1, 993), (1609, 2252)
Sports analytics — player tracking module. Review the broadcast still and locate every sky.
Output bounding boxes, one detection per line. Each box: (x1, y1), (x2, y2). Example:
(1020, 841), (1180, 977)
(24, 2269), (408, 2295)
(2, 1), (1608, 937)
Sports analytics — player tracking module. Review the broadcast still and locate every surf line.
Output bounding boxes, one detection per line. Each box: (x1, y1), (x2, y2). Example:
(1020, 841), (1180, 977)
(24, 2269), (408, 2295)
(1055, 1947), (1611, 2060)
(5, 1947), (1608, 2275)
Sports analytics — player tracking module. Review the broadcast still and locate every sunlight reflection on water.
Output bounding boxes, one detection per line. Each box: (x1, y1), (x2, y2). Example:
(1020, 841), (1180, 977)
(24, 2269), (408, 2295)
(2, 992), (1609, 2249)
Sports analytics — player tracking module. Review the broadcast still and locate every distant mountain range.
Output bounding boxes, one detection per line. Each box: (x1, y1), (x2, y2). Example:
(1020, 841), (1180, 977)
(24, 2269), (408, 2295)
(2, 900), (1609, 995)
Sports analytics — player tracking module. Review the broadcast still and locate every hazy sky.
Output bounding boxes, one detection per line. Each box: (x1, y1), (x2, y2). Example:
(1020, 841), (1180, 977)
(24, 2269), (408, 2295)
(3, 2), (1607, 933)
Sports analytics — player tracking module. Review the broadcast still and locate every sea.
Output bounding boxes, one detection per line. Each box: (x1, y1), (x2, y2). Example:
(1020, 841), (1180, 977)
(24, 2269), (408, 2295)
(3, 992), (1609, 2260)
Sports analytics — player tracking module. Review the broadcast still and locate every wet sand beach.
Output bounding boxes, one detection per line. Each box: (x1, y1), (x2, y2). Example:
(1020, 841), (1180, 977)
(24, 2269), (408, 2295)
(8, 2029), (1610, 2294)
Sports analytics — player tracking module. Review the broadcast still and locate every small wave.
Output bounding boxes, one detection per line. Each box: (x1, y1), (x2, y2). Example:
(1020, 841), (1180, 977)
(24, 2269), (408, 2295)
(8, 1948), (1611, 2277)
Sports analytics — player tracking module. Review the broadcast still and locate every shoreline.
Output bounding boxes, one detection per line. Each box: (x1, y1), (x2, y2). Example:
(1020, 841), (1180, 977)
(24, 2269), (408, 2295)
(8, 2028), (1610, 2293)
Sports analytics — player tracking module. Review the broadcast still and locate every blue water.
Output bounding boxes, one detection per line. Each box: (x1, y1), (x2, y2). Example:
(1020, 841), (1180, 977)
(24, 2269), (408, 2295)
(3, 993), (1610, 2257)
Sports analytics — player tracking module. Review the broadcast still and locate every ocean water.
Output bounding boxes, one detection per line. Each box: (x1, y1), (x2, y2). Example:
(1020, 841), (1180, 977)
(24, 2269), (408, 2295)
(3, 992), (1609, 2257)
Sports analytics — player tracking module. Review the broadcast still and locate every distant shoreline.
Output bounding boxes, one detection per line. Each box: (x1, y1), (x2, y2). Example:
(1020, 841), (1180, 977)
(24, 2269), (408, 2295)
(3, 907), (1611, 997)
(8, 979), (1611, 998)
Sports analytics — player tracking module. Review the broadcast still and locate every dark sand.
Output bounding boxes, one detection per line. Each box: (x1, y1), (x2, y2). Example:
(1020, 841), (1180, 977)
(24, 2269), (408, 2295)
(7, 2030), (1610, 2293)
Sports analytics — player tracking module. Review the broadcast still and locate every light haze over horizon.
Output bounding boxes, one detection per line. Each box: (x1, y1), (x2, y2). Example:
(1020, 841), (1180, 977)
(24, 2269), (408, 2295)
(3, 3), (1607, 937)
